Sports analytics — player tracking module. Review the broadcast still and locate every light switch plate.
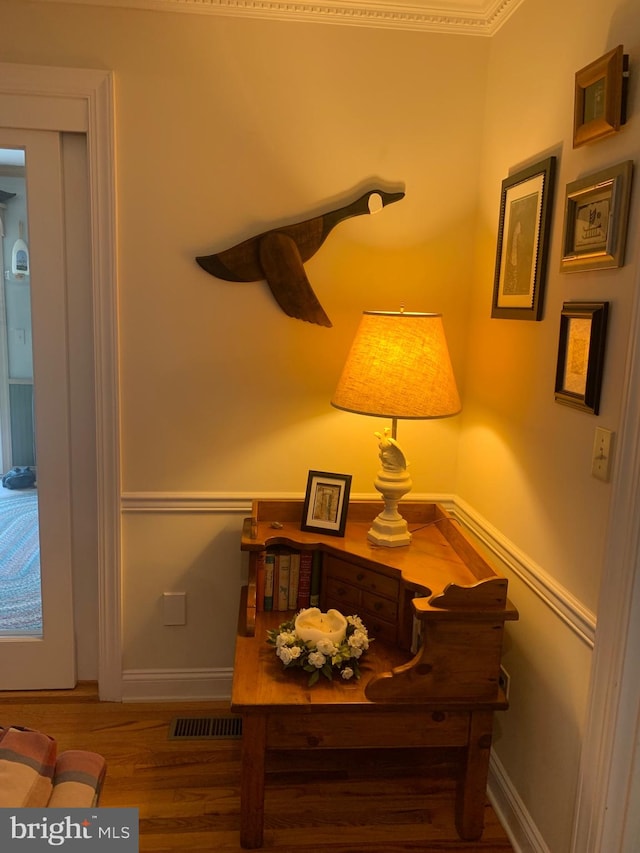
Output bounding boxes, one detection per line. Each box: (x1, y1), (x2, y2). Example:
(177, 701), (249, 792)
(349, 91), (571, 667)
(592, 428), (614, 482)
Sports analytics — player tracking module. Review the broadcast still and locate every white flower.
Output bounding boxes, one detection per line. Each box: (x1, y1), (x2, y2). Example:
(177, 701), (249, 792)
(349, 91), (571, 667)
(315, 638), (337, 656)
(277, 646), (295, 665)
(348, 630), (369, 651)
(308, 651), (326, 668)
(276, 631), (297, 648)
(269, 613), (370, 685)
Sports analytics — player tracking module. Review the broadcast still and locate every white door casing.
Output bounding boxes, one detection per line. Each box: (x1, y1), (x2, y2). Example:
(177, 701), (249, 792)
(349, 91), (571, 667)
(0, 64), (120, 699)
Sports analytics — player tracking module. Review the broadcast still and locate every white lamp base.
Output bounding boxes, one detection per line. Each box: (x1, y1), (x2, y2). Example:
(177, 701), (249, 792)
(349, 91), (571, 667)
(367, 514), (411, 547)
(367, 464), (413, 548)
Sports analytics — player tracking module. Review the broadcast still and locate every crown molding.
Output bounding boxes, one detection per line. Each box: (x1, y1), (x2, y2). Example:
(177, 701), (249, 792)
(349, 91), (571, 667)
(35, 0), (525, 34)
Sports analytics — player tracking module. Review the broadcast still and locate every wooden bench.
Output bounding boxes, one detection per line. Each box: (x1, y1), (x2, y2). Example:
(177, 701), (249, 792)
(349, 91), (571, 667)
(231, 500), (518, 849)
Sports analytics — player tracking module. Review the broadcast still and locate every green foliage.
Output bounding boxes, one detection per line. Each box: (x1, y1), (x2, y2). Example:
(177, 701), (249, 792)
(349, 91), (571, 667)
(267, 612), (372, 687)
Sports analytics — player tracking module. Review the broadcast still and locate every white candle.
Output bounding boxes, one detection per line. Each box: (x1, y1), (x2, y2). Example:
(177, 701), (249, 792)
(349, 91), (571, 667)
(295, 608), (347, 645)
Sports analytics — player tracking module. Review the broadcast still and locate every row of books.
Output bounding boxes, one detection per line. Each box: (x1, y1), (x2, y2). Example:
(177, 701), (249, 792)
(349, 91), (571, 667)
(255, 548), (322, 612)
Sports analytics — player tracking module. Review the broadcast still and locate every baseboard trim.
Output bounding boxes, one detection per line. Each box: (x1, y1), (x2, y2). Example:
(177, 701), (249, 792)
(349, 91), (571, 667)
(121, 667), (233, 702)
(489, 751), (550, 853)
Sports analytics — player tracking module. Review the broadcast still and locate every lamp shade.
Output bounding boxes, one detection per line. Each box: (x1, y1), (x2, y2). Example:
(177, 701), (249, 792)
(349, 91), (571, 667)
(331, 311), (461, 420)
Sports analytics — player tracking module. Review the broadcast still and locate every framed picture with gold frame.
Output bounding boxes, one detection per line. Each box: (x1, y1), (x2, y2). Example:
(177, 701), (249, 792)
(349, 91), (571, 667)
(573, 45), (628, 148)
(560, 160), (633, 273)
(554, 302), (609, 415)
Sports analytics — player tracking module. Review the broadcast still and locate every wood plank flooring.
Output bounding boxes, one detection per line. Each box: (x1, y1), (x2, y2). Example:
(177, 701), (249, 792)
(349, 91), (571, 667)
(1, 684), (514, 852)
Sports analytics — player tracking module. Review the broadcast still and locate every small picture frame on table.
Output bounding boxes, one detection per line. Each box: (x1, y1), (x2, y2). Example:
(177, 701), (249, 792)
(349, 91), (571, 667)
(573, 45), (628, 148)
(301, 470), (352, 537)
(491, 157), (556, 320)
(560, 160), (633, 273)
(554, 302), (609, 415)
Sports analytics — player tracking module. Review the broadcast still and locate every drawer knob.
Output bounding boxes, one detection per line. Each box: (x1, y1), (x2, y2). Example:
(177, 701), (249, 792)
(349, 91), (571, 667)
(374, 601), (383, 611)
(356, 572), (365, 582)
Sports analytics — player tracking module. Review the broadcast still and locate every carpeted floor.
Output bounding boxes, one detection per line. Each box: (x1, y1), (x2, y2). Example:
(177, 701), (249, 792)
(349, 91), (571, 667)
(0, 488), (41, 634)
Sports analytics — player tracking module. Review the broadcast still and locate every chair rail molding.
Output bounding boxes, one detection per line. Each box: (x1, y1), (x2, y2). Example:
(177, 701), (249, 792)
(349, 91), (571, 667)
(450, 498), (596, 648)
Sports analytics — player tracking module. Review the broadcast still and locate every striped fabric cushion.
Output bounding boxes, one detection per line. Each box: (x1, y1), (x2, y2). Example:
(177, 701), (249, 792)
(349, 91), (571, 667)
(0, 726), (106, 808)
(49, 749), (107, 807)
(0, 726), (56, 807)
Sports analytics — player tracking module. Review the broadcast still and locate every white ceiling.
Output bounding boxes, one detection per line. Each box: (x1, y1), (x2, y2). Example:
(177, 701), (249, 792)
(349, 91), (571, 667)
(34, 0), (525, 35)
(1, 1), (522, 169)
(0, 0), (525, 166)
(0, 1), (520, 166)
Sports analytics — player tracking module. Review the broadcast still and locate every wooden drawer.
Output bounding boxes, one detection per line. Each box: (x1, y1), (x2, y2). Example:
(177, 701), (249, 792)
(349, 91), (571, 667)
(325, 577), (361, 609)
(323, 595), (397, 645)
(363, 616), (397, 645)
(267, 709), (470, 749)
(325, 556), (399, 601)
(362, 590), (398, 623)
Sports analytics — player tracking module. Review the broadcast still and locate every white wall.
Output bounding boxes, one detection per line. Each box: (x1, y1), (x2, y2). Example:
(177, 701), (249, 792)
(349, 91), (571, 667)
(2, 0), (639, 849)
(0, 0), (489, 672)
(459, 0), (640, 849)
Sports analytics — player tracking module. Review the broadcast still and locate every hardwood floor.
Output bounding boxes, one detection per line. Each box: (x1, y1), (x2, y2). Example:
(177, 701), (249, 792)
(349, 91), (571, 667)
(1, 684), (514, 852)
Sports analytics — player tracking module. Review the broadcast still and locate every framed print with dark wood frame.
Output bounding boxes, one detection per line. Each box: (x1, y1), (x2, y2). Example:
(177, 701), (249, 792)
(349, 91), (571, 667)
(573, 45), (628, 148)
(301, 470), (352, 537)
(491, 156), (556, 320)
(560, 160), (633, 273)
(554, 302), (609, 415)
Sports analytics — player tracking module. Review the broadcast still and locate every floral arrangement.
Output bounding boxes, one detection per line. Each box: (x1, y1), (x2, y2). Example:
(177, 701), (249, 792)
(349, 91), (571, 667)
(267, 608), (372, 686)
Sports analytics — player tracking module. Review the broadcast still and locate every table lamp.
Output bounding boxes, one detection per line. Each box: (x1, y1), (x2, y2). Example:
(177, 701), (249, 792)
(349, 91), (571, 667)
(331, 310), (461, 547)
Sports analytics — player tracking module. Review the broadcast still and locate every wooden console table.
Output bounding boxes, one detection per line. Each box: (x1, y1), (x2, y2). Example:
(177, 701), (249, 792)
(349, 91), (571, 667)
(231, 499), (518, 848)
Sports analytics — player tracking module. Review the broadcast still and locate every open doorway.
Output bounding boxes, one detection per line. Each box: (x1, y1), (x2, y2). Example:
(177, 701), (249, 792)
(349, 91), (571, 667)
(0, 149), (41, 637)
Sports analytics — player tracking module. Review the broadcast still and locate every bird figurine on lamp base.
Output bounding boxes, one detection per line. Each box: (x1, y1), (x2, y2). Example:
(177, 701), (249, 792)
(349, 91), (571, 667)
(368, 428), (413, 547)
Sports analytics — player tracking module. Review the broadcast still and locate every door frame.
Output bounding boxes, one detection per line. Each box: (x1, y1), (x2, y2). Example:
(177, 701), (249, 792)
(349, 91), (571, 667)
(0, 63), (121, 700)
(571, 246), (640, 849)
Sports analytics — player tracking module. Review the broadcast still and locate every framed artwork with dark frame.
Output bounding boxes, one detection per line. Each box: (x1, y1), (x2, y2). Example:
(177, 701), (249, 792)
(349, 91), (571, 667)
(491, 157), (556, 321)
(301, 470), (352, 537)
(554, 302), (609, 415)
(573, 45), (628, 148)
(560, 160), (633, 273)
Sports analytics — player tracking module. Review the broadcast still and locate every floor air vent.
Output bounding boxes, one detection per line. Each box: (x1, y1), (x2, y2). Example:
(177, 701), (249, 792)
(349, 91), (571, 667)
(168, 716), (242, 740)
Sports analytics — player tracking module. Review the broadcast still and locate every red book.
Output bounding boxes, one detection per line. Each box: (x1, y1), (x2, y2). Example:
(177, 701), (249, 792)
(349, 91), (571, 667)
(310, 551), (322, 607)
(296, 551), (313, 610)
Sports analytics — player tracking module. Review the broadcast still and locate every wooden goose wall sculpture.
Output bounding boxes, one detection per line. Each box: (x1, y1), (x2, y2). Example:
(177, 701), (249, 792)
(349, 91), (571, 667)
(196, 188), (405, 327)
